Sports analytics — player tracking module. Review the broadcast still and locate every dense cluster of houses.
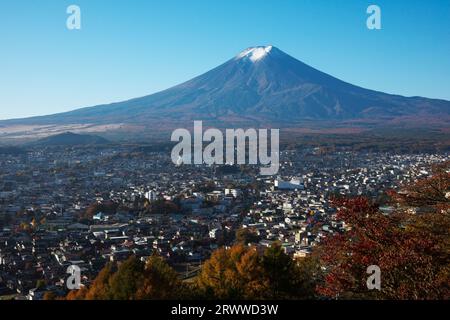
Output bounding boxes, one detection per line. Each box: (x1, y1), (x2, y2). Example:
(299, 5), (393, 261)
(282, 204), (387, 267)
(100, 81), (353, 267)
(0, 145), (447, 299)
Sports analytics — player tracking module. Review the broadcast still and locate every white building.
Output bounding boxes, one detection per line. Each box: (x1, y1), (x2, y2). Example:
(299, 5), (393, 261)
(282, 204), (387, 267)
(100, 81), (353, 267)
(145, 190), (158, 202)
(225, 188), (241, 198)
(274, 177), (304, 190)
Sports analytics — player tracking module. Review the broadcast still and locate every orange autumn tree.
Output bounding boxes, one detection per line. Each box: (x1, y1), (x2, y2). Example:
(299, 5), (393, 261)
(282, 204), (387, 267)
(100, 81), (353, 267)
(195, 244), (265, 299)
(195, 243), (316, 300)
(83, 263), (115, 300)
(66, 255), (187, 300)
(136, 253), (187, 299)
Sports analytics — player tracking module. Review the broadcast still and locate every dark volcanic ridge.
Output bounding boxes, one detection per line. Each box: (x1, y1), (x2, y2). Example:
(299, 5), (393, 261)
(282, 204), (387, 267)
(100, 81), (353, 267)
(28, 132), (110, 146)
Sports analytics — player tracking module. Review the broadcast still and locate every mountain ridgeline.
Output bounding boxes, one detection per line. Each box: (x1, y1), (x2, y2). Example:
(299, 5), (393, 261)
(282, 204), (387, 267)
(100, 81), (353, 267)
(1, 46), (449, 129)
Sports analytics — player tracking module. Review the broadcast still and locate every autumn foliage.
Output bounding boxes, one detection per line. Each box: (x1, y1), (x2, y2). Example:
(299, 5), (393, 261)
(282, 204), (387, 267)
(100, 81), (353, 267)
(195, 243), (316, 299)
(65, 254), (187, 300)
(63, 243), (317, 300)
(316, 163), (449, 299)
(62, 165), (449, 300)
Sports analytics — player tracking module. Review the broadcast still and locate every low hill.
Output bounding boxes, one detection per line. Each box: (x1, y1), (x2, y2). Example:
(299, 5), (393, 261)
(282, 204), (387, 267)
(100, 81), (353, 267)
(30, 132), (109, 146)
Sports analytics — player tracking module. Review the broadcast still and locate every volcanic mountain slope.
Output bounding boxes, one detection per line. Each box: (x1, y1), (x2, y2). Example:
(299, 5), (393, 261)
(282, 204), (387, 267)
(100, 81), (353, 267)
(1, 46), (449, 128)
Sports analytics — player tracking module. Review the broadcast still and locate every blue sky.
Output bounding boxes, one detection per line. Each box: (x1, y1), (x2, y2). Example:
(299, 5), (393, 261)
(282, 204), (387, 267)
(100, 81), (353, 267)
(0, 0), (449, 120)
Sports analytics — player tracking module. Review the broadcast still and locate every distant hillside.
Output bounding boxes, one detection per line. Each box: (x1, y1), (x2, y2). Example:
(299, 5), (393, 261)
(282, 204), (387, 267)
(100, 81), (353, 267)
(30, 132), (109, 146)
(0, 146), (27, 155)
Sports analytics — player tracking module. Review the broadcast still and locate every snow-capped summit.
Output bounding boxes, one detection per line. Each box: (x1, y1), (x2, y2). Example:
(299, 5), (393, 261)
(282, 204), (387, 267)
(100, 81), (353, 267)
(3, 46), (448, 131)
(236, 45), (273, 62)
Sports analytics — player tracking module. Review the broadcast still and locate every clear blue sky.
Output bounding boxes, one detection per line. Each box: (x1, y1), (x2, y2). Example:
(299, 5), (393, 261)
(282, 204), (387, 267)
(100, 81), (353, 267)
(0, 0), (449, 120)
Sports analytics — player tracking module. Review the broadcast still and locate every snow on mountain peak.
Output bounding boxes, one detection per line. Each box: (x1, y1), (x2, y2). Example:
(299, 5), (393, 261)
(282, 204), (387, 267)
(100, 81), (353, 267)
(236, 45), (273, 62)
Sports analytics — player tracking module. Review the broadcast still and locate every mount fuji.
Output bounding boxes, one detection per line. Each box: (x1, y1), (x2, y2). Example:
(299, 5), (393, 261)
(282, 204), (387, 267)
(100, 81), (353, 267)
(1, 46), (449, 137)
